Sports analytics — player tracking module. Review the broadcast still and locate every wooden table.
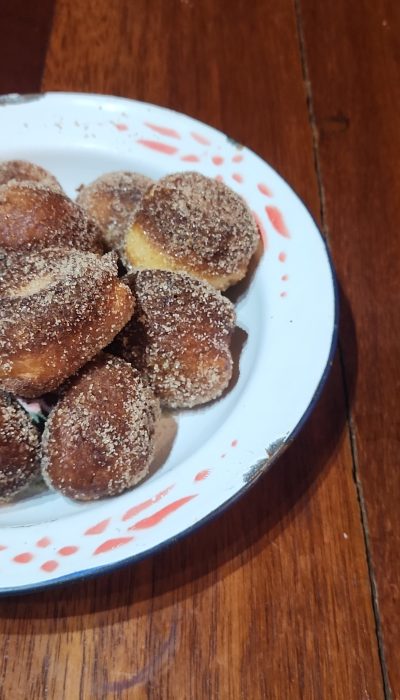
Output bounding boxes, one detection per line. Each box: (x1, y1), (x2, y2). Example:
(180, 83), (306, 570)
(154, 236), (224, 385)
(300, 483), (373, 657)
(0, 1), (398, 698)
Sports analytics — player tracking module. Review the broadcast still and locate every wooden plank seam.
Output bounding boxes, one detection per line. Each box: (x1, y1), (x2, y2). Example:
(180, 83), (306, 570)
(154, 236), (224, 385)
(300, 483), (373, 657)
(293, 1), (392, 698)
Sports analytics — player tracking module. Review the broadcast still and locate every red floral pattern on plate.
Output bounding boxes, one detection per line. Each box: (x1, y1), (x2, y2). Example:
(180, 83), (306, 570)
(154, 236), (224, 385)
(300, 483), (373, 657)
(137, 139), (178, 155)
(85, 519), (111, 536)
(94, 537), (134, 556)
(145, 122), (180, 139)
(266, 206), (290, 238)
(128, 496), (197, 531)
(194, 470), (210, 482)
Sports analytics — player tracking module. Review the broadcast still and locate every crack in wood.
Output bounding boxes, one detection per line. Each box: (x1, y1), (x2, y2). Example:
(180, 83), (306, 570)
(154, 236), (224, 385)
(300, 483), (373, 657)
(293, 1), (392, 698)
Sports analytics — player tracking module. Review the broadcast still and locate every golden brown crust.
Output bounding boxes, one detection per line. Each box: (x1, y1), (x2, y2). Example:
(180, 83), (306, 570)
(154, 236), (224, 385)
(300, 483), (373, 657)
(126, 172), (258, 290)
(77, 171), (153, 253)
(0, 181), (102, 254)
(0, 248), (135, 397)
(41, 354), (160, 501)
(112, 269), (236, 408)
(0, 160), (63, 191)
(0, 391), (40, 501)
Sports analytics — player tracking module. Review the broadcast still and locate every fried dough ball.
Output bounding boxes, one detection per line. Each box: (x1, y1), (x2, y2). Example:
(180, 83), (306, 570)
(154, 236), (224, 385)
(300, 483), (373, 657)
(112, 269), (236, 408)
(0, 181), (102, 254)
(125, 172), (258, 290)
(0, 248), (134, 398)
(41, 354), (160, 501)
(0, 391), (40, 502)
(0, 159), (63, 191)
(76, 171), (153, 254)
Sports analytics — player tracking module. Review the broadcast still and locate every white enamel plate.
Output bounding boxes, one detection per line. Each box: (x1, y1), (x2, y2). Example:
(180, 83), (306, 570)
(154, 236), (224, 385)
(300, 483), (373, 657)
(0, 92), (337, 594)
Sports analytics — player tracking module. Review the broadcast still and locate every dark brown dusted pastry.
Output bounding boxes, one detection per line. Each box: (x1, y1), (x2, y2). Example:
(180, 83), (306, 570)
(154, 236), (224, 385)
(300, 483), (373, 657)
(112, 269), (236, 408)
(41, 354), (160, 501)
(76, 171), (153, 254)
(0, 180), (102, 254)
(0, 247), (135, 398)
(0, 391), (40, 502)
(0, 159), (63, 191)
(125, 171), (259, 290)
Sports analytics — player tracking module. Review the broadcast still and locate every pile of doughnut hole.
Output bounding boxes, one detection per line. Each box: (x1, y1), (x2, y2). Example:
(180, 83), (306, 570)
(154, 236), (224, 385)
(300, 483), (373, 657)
(0, 161), (259, 502)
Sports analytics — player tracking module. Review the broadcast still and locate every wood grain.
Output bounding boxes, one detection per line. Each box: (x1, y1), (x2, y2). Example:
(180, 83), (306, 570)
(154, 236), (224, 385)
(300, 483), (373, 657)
(0, 0), (390, 697)
(0, 365), (384, 699)
(299, 0), (400, 696)
(42, 0), (317, 207)
(0, 0), (55, 94)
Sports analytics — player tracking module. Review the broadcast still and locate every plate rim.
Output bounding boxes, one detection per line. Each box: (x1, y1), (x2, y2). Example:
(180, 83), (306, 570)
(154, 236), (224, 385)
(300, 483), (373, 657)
(0, 91), (339, 595)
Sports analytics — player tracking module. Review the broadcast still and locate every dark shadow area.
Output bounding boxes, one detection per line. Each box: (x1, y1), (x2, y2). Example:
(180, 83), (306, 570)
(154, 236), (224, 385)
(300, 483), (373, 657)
(222, 325), (248, 396)
(0, 280), (358, 632)
(148, 412), (178, 475)
(337, 280), (358, 410)
(225, 238), (264, 305)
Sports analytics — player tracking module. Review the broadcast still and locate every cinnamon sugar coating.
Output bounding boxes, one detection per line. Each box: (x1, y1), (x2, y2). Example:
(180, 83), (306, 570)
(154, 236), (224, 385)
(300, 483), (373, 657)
(77, 171), (153, 253)
(0, 391), (40, 501)
(0, 160), (63, 191)
(126, 171), (258, 290)
(0, 181), (102, 254)
(0, 248), (135, 397)
(112, 269), (236, 408)
(41, 354), (160, 500)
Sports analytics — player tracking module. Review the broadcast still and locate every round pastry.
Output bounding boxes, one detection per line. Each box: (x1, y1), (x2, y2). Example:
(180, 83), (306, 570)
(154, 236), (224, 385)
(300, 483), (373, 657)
(0, 247), (135, 398)
(125, 171), (259, 290)
(0, 391), (40, 502)
(0, 181), (102, 254)
(0, 159), (63, 191)
(41, 354), (160, 501)
(112, 269), (236, 408)
(76, 171), (153, 253)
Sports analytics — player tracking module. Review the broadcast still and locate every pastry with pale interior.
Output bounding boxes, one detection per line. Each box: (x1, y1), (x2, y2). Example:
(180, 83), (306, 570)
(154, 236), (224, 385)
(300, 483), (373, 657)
(111, 268), (236, 408)
(0, 391), (40, 502)
(77, 171), (153, 254)
(0, 247), (135, 397)
(125, 171), (258, 290)
(0, 180), (102, 254)
(41, 354), (160, 501)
